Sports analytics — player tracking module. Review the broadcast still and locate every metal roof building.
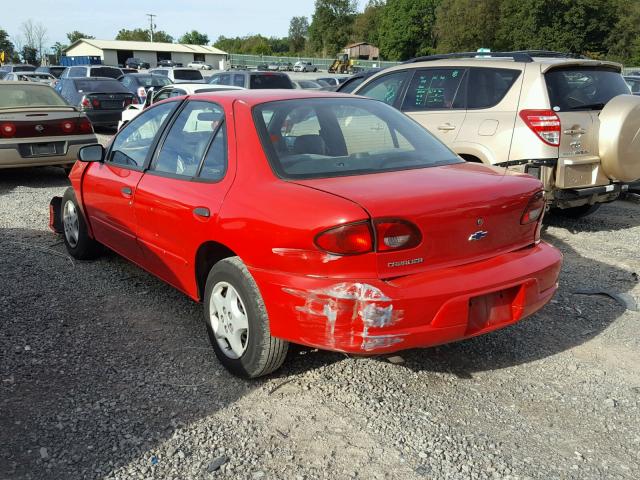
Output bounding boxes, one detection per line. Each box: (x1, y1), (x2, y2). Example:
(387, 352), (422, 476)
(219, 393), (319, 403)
(64, 39), (228, 68)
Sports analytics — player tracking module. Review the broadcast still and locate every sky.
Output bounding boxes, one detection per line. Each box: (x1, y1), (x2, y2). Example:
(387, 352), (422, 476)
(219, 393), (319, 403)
(2, 0), (368, 47)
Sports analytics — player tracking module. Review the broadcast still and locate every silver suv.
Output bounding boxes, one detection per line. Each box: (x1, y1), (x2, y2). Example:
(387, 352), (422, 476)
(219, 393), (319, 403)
(354, 51), (640, 217)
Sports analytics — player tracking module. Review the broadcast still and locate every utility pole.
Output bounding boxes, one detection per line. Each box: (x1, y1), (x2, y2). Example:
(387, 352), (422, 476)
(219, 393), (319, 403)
(147, 14), (156, 42)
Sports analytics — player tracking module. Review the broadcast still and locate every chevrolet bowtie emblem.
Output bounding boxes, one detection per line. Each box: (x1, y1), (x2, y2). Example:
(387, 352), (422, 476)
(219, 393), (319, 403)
(468, 231), (488, 241)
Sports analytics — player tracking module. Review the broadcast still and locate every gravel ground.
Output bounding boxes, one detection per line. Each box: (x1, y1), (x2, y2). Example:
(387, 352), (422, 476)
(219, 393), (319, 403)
(1, 167), (639, 480)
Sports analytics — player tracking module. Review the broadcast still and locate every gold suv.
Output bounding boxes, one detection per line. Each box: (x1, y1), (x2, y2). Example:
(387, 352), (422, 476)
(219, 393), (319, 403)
(353, 51), (640, 217)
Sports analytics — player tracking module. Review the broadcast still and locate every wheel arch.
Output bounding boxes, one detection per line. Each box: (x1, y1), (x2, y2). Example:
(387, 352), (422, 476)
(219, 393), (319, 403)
(195, 241), (238, 301)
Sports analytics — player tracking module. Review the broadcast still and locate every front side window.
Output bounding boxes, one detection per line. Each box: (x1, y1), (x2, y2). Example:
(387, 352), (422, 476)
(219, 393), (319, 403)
(232, 74), (245, 87)
(109, 102), (177, 168)
(466, 68), (520, 109)
(254, 98), (460, 179)
(545, 68), (630, 111)
(357, 71), (409, 106)
(151, 101), (225, 177)
(402, 69), (467, 111)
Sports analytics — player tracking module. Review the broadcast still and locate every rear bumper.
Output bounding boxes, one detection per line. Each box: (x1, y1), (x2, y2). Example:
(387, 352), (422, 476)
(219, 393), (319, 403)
(555, 182), (629, 199)
(0, 135), (97, 169)
(85, 110), (122, 127)
(250, 242), (563, 354)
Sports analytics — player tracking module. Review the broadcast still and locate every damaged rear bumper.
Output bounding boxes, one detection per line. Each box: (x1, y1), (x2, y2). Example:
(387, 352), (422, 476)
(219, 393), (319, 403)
(250, 241), (562, 354)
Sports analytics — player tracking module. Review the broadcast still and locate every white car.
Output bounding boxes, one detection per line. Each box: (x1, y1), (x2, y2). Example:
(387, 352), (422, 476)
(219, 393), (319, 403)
(293, 61), (318, 72)
(118, 83), (244, 130)
(149, 67), (205, 84)
(3, 72), (57, 87)
(188, 61), (213, 70)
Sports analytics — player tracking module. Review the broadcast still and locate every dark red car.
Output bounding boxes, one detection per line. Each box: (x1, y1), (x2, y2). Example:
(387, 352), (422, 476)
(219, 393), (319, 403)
(50, 90), (562, 378)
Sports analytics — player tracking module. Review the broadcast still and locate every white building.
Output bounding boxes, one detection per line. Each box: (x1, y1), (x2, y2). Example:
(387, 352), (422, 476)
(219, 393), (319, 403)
(64, 39), (228, 69)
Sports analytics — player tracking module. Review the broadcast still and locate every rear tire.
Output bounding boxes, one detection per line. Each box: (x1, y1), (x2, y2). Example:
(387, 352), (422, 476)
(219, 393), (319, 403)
(551, 203), (601, 219)
(61, 187), (102, 260)
(204, 257), (288, 378)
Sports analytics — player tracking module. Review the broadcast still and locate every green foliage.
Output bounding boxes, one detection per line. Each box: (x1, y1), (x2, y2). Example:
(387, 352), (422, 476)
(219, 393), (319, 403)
(67, 31), (94, 44)
(378, 0), (440, 60)
(435, 0), (501, 53)
(308, 0), (358, 57)
(605, 0), (640, 65)
(116, 28), (173, 43)
(179, 30), (209, 45)
(0, 28), (15, 61)
(22, 46), (37, 64)
(213, 35), (290, 56)
(52, 42), (67, 62)
(289, 16), (309, 53)
(352, 0), (385, 46)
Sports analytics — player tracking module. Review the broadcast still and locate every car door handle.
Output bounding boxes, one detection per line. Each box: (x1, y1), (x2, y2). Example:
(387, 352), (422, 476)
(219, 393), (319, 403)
(193, 207), (210, 218)
(437, 123), (457, 131)
(120, 187), (133, 198)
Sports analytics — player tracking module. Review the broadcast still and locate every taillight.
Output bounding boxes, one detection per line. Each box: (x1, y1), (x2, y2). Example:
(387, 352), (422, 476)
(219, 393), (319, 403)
(521, 191), (545, 225)
(61, 120), (75, 134)
(315, 222), (373, 255)
(519, 109), (561, 146)
(77, 117), (94, 134)
(374, 220), (422, 252)
(80, 96), (92, 109)
(1, 123), (16, 138)
(92, 98), (101, 108)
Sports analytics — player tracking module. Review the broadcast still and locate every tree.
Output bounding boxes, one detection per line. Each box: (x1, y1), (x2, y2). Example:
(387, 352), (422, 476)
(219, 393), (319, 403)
(378, 0), (441, 60)
(308, 0), (358, 57)
(435, 0), (501, 53)
(0, 28), (15, 62)
(116, 28), (173, 43)
(21, 46), (37, 64)
(66, 31), (94, 44)
(20, 19), (47, 63)
(606, 0), (640, 65)
(52, 42), (66, 62)
(496, 0), (617, 55)
(352, 0), (385, 46)
(288, 16), (309, 53)
(179, 30), (209, 45)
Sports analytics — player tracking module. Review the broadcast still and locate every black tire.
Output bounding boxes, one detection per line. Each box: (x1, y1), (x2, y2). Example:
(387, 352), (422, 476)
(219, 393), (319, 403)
(61, 187), (102, 260)
(203, 257), (288, 378)
(550, 203), (601, 219)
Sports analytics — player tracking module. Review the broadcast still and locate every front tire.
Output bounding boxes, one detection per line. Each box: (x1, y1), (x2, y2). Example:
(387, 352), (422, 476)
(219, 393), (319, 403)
(551, 203), (601, 219)
(61, 187), (102, 260)
(204, 257), (288, 378)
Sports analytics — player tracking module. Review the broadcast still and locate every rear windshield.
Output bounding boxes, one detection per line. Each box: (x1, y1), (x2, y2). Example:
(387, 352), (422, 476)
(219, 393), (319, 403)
(13, 65), (36, 72)
(253, 98), (461, 179)
(173, 69), (204, 81)
(135, 75), (173, 87)
(74, 79), (128, 93)
(545, 67), (630, 111)
(19, 74), (54, 81)
(0, 84), (68, 108)
(250, 74), (293, 89)
(89, 67), (122, 79)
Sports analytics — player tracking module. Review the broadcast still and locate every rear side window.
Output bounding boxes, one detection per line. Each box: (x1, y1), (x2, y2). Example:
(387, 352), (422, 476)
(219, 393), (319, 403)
(173, 69), (204, 81)
(545, 68), (630, 111)
(152, 101), (225, 177)
(250, 74), (293, 89)
(402, 68), (467, 111)
(357, 71), (409, 106)
(232, 74), (245, 87)
(90, 67), (122, 79)
(466, 68), (520, 109)
(68, 67), (86, 77)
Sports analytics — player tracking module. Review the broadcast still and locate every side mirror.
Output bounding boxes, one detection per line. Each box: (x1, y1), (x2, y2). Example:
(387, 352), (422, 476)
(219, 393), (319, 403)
(78, 144), (105, 163)
(145, 87), (155, 107)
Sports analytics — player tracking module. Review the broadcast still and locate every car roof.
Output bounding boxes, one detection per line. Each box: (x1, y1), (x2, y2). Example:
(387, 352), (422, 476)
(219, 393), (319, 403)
(182, 89), (357, 106)
(0, 80), (53, 87)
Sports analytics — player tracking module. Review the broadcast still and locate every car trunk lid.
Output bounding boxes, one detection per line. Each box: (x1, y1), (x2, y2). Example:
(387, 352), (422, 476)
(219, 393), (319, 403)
(0, 109), (92, 138)
(292, 163), (542, 279)
(84, 92), (135, 110)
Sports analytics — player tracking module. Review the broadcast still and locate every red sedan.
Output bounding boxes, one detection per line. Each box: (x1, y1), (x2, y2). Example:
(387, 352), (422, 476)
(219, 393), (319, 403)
(50, 90), (562, 378)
